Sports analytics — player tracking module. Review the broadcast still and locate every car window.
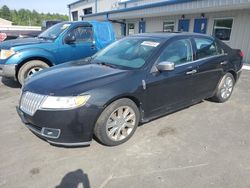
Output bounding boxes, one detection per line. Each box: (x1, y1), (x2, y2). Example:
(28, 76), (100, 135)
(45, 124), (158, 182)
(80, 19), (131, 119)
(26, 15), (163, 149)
(158, 39), (193, 65)
(194, 38), (218, 59)
(69, 26), (93, 43)
(93, 38), (162, 69)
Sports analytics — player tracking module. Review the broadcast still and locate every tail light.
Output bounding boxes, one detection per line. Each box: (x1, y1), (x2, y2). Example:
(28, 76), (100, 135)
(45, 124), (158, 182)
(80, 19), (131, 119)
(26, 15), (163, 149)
(0, 32), (7, 42)
(239, 50), (244, 58)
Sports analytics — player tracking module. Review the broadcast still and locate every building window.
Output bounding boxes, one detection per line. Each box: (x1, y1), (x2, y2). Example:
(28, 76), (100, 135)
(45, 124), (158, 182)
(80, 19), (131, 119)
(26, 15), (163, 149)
(72, 11), (78, 21)
(163, 21), (175, 32)
(213, 18), (233, 41)
(83, 7), (92, 15)
(128, 23), (135, 35)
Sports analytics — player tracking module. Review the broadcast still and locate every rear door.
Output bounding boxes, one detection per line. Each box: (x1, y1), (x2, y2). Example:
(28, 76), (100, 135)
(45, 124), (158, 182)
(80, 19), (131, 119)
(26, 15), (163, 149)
(58, 25), (97, 63)
(191, 37), (226, 99)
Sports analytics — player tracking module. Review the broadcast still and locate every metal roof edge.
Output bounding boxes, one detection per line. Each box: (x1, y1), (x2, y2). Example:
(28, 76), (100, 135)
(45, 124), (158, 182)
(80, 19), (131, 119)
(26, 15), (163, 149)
(81, 0), (197, 18)
(68, 0), (85, 7)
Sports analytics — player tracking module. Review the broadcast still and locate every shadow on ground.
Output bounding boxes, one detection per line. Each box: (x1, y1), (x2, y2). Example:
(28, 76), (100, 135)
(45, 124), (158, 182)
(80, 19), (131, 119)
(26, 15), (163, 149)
(1, 77), (21, 88)
(55, 169), (90, 188)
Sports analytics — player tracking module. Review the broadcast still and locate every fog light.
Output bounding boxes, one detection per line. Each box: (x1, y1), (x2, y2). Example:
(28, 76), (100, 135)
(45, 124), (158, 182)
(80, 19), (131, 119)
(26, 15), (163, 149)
(42, 128), (60, 139)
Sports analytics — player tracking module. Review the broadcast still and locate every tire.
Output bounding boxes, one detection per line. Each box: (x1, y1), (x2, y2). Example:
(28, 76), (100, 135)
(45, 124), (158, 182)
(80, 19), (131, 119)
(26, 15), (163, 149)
(94, 98), (140, 146)
(17, 60), (49, 85)
(211, 73), (235, 103)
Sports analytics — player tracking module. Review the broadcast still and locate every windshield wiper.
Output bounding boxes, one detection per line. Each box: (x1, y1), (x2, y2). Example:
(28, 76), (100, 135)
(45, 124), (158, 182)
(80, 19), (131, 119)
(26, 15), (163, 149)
(37, 36), (52, 40)
(95, 61), (117, 68)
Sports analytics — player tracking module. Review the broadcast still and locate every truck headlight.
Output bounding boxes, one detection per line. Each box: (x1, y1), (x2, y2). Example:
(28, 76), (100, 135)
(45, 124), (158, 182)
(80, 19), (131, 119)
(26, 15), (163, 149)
(40, 95), (90, 109)
(0, 49), (16, 60)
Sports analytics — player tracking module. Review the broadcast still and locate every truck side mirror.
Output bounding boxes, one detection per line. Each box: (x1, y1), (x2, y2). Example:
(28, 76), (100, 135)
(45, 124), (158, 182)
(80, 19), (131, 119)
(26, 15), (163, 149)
(65, 34), (76, 44)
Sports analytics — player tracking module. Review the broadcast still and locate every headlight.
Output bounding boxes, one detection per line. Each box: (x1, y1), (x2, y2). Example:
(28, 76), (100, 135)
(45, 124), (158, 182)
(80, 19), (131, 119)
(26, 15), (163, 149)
(0, 49), (16, 60)
(40, 95), (90, 109)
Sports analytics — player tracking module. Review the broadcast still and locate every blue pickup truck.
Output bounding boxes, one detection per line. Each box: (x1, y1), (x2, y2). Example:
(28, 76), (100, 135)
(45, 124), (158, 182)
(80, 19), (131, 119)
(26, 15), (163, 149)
(0, 21), (115, 85)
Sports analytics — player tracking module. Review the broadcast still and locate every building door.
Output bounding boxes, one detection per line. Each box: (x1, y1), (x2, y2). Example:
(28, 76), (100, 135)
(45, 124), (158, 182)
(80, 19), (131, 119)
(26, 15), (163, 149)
(178, 19), (190, 32)
(139, 21), (146, 33)
(128, 23), (135, 35)
(194, 18), (207, 34)
(121, 23), (126, 36)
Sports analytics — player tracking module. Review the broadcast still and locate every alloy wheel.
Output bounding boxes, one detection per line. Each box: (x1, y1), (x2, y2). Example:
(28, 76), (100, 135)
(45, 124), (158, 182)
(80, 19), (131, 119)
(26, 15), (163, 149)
(106, 106), (136, 141)
(220, 76), (234, 99)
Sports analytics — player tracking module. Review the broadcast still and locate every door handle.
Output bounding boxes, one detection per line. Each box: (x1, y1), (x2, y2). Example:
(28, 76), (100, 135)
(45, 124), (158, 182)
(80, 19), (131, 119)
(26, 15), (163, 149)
(220, 61), (228, 65)
(91, 45), (96, 50)
(186, 69), (197, 75)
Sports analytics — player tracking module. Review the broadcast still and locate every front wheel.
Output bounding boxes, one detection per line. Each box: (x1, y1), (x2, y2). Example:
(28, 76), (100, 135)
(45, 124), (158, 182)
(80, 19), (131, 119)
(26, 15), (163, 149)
(211, 73), (235, 103)
(17, 60), (49, 85)
(94, 98), (140, 146)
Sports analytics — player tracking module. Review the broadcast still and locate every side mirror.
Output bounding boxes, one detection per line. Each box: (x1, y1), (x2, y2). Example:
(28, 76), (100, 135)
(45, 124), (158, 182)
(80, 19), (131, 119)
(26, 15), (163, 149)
(65, 34), (76, 44)
(157, 61), (175, 71)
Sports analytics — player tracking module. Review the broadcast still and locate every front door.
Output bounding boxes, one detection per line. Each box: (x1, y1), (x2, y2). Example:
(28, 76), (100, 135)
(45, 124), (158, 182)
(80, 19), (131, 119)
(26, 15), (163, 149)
(178, 19), (190, 32)
(144, 38), (198, 118)
(57, 26), (97, 64)
(194, 18), (207, 34)
(139, 21), (146, 33)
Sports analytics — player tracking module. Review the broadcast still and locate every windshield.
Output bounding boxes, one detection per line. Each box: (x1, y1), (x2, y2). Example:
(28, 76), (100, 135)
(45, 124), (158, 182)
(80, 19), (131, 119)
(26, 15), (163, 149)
(38, 23), (71, 40)
(92, 37), (162, 69)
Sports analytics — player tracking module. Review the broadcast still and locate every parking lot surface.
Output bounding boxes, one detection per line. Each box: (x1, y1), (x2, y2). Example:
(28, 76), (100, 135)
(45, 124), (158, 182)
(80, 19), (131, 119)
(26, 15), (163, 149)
(0, 70), (250, 188)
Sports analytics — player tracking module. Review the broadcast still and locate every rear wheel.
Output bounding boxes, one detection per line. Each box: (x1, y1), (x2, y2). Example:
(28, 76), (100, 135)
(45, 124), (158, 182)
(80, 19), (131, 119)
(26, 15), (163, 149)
(94, 98), (140, 146)
(211, 73), (235, 103)
(17, 60), (49, 85)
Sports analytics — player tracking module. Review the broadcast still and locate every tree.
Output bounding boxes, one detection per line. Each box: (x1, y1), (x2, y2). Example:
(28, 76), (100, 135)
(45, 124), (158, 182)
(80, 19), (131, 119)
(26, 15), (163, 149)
(0, 5), (69, 26)
(0, 5), (11, 21)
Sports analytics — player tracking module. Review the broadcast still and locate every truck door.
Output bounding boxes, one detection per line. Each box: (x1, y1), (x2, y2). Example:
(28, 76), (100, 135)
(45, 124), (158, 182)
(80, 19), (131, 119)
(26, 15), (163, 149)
(58, 26), (97, 64)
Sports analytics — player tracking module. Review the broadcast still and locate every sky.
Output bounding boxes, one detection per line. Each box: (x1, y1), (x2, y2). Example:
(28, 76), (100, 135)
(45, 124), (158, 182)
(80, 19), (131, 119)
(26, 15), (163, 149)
(0, 0), (74, 14)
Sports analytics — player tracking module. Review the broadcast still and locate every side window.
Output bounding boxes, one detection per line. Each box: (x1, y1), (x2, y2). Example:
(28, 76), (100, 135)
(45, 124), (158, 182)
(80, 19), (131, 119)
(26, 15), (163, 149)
(69, 26), (93, 43)
(215, 41), (225, 55)
(158, 39), (193, 65)
(194, 38), (218, 59)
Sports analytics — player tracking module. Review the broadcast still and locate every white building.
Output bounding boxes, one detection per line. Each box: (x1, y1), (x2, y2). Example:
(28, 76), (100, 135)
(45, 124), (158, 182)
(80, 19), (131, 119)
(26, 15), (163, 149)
(0, 18), (12, 26)
(68, 0), (250, 63)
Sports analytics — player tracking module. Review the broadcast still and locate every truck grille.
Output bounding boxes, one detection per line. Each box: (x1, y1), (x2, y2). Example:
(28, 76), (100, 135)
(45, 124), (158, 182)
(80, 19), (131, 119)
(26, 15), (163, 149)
(20, 92), (45, 116)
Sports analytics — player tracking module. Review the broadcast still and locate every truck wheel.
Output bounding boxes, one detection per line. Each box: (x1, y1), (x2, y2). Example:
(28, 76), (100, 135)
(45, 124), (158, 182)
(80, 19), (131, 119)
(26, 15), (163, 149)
(17, 60), (49, 85)
(94, 98), (140, 146)
(211, 73), (235, 103)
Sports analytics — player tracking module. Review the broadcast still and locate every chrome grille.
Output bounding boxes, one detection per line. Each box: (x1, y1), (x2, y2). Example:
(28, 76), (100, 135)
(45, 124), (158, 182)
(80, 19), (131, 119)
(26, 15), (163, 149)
(20, 92), (46, 116)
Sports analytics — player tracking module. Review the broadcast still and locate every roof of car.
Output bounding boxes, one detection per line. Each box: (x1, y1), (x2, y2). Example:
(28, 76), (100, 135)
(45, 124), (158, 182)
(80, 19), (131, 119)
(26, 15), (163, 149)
(131, 32), (213, 39)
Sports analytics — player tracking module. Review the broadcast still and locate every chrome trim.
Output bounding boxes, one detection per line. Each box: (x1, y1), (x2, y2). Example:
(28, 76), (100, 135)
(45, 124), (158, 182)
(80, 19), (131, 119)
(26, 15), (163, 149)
(47, 140), (91, 146)
(20, 92), (46, 116)
(175, 54), (225, 68)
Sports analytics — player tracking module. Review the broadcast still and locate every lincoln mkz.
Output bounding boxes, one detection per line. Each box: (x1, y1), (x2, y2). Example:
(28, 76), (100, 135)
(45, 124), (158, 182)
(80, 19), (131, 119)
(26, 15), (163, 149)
(17, 33), (243, 146)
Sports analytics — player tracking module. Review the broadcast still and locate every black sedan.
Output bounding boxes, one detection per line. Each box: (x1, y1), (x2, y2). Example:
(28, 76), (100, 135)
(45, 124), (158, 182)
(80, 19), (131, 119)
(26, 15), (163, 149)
(17, 33), (243, 146)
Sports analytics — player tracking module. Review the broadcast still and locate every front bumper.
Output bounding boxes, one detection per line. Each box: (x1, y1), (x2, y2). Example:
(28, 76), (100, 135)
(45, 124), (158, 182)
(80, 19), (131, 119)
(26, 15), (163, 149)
(0, 64), (17, 79)
(16, 105), (103, 146)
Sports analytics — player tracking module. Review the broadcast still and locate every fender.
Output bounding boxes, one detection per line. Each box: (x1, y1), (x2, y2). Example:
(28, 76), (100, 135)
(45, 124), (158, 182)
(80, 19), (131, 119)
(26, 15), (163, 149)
(5, 47), (56, 66)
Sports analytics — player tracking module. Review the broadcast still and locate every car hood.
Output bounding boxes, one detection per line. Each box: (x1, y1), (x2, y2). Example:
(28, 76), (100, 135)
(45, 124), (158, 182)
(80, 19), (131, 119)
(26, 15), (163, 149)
(23, 61), (129, 96)
(0, 38), (52, 49)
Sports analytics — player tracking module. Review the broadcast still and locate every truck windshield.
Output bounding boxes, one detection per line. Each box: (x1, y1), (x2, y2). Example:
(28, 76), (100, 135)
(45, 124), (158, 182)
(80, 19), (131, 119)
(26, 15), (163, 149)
(38, 23), (71, 40)
(93, 37), (162, 69)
